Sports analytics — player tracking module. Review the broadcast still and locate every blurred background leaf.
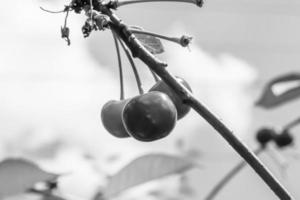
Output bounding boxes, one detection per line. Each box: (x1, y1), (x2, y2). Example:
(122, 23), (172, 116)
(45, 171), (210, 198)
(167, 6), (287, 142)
(0, 158), (58, 198)
(104, 153), (199, 197)
(256, 73), (300, 108)
(130, 26), (164, 54)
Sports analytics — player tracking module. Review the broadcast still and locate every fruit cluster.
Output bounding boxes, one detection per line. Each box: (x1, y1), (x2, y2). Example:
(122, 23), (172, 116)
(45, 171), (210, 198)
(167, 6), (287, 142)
(52, 0), (193, 142)
(256, 127), (294, 148)
(101, 77), (192, 142)
(70, 0), (93, 13)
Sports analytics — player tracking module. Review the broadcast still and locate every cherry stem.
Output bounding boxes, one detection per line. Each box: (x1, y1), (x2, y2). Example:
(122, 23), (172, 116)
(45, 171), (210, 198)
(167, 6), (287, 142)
(63, 9), (69, 28)
(115, 0), (203, 8)
(99, 7), (292, 200)
(205, 147), (265, 200)
(129, 28), (192, 48)
(283, 116), (300, 131)
(117, 36), (144, 95)
(112, 31), (125, 100)
(150, 69), (160, 82)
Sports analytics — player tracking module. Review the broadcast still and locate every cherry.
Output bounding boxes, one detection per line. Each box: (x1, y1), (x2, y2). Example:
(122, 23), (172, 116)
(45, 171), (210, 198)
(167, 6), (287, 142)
(122, 91), (177, 142)
(101, 99), (131, 138)
(149, 76), (192, 120)
(274, 130), (294, 148)
(256, 127), (276, 146)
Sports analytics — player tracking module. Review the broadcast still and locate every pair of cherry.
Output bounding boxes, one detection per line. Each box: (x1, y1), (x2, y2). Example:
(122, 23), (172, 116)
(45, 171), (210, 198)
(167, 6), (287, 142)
(101, 77), (192, 142)
(256, 127), (294, 148)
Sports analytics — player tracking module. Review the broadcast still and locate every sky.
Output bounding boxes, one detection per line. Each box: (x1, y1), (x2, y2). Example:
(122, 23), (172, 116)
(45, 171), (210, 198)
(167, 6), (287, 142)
(1, 0), (300, 199)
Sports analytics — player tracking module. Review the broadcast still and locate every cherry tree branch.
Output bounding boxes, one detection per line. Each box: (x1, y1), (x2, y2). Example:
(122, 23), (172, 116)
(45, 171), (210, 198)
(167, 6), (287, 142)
(89, 4), (293, 200)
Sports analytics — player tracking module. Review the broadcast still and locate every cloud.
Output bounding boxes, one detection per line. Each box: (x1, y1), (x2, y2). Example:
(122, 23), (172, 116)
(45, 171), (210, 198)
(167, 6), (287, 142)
(161, 23), (258, 141)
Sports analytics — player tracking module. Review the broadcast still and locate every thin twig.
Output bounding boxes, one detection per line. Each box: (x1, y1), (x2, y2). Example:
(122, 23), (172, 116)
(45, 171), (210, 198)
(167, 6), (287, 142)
(61, 9), (71, 45)
(99, 7), (292, 200)
(205, 147), (264, 200)
(116, 0), (203, 8)
(112, 31), (125, 100)
(40, 6), (66, 13)
(283, 116), (300, 131)
(116, 36), (144, 95)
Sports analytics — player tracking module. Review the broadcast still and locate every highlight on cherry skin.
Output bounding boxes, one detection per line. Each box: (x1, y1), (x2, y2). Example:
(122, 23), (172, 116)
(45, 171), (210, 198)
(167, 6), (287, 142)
(149, 76), (192, 120)
(122, 91), (177, 142)
(101, 99), (131, 138)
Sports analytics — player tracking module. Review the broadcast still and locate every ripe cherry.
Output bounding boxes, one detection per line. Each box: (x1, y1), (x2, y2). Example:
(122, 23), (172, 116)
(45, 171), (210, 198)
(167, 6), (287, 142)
(101, 99), (130, 138)
(122, 91), (177, 142)
(149, 77), (192, 120)
(256, 127), (276, 146)
(274, 130), (294, 148)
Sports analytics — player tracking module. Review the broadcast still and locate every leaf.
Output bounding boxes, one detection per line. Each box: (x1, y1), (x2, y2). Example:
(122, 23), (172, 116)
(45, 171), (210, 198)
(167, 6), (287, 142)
(256, 73), (300, 108)
(131, 26), (164, 54)
(40, 194), (67, 200)
(0, 158), (58, 198)
(104, 153), (199, 198)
